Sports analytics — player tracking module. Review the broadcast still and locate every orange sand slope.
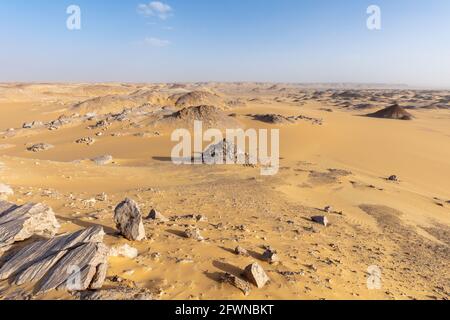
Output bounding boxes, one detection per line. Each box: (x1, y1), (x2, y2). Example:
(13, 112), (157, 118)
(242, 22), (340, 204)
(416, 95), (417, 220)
(0, 83), (449, 300)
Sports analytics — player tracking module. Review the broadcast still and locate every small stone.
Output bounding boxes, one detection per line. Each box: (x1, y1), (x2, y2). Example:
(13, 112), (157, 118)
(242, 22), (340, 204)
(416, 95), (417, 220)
(262, 249), (280, 264)
(75, 137), (96, 145)
(324, 206), (333, 213)
(234, 246), (249, 257)
(183, 228), (204, 241)
(243, 262), (270, 288)
(221, 273), (251, 296)
(114, 198), (146, 241)
(311, 216), (329, 227)
(109, 244), (139, 259)
(147, 209), (169, 222)
(387, 175), (399, 182)
(95, 192), (108, 202)
(91, 155), (113, 166)
(27, 143), (54, 153)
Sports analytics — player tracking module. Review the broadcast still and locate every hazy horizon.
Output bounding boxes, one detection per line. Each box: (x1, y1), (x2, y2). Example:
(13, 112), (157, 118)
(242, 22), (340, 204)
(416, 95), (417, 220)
(1, 0), (450, 87)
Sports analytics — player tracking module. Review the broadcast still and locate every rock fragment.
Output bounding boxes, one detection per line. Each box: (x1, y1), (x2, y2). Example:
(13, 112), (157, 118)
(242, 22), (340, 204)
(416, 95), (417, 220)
(114, 198), (146, 241)
(183, 228), (204, 241)
(234, 246), (249, 257)
(0, 200), (60, 250)
(262, 248), (280, 264)
(0, 184), (14, 199)
(220, 273), (251, 296)
(27, 143), (54, 152)
(147, 209), (169, 222)
(243, 263), (270, 288)
(311, 216), (329, 227)
(91, 155), (113, 165)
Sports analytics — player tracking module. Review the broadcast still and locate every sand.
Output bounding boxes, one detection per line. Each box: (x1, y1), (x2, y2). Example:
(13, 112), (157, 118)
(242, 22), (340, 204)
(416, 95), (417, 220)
(0, 83), (449, 300)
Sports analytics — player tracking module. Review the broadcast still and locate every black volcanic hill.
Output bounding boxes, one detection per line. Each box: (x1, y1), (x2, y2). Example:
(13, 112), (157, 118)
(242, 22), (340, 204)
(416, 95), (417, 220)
(366, 104), (414, 120)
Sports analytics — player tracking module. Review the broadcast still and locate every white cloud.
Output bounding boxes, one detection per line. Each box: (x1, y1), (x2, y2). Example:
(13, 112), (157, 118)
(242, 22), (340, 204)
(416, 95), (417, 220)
(143, 37), (171, 47)
(138, 2), (173, 20)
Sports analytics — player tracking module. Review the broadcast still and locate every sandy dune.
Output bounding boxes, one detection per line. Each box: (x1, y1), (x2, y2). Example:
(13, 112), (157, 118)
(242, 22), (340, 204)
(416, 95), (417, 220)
(0, 83), (449, 300)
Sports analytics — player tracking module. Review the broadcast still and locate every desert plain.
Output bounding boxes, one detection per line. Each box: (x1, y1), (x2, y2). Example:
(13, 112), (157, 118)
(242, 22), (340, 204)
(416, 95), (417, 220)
(0, 82), (449, 300)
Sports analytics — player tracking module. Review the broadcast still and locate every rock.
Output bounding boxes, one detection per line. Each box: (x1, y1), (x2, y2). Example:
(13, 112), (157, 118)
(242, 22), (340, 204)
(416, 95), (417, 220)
(0, 184), (14, 199)
(109, 244), (139, 259)
(262, 248), (280, 264)
(77, 286), (155, 300)
(234, 246), (249, 257)
(27, 143), (54, 152)
(220, 273), (251, 296)
(23, 121), (44, 129)
(311, 216), (329, 227)
(147, 209), (169, 222)
(243, 263), (270, 288)
(75, 137), (96, 146)
(95, 192), (108, 202)
(0, 200), (60, 251)
(0, 226), (108, 295)
(388, 175), (399, 182)
(114, 198), (146, 241)
(202, 139), (246, 165)
(183, 228), (204, 241)
(324, 206), (333, 213)
(91, 155), (113, 165)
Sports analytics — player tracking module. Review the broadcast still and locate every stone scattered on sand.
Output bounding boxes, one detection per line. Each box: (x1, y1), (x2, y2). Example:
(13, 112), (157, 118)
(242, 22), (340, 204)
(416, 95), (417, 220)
(183, 228), (204, 241)
(114, 198), (146, 241)
(23, 121), (44, 129)
(109, 244), (139, 259)
(147, 209), (169, 222)
(75, 137), (96, 146)
(77, 286), (155, 300)
(220, 273), (251, 296)
(324, 206), (333, 213)
(234, 246), (249, 257)
(95, 192), (108, 202)
(262, 248), (280, 264)
(243, 263), (270, 288)
(387, 175), (399, 182)
(0, 184), (14, 199)
(0, 226), (108, 295)
(311, 216), (329, 227)
(91, 155), (113, 165)
(0, 200), (60, 250)
(27, 143), (54, 152)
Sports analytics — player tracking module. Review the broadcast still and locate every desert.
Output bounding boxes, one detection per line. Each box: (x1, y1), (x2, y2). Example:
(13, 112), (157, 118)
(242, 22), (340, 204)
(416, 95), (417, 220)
(0, 82), (448, 300)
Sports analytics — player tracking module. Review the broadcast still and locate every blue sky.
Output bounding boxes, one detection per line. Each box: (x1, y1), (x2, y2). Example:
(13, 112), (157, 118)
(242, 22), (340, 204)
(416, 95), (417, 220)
(1, 0), (450, 87)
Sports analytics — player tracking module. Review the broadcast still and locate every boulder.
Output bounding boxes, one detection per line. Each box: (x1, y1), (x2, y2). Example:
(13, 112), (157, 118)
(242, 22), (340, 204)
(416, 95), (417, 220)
(243, 263), (270, 288)
(0, 226), (108, 295)
(114, 199), (146, 241)
(0, 200), (60, 251)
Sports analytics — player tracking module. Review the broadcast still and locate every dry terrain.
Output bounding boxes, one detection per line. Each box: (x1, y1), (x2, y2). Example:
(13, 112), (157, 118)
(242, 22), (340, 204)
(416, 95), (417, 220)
(0, 82), (449, 300)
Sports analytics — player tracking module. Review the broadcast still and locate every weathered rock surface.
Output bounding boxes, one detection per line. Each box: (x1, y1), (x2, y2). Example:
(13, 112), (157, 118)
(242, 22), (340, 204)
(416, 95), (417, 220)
(114, 198), (146, 241)
(0, 226), (108, 295)
(220, 273), (251, 296)
(77, 286), (155, 300)
(0, 200), (60, 251)
(244, 263), (270, 288)
(202, 139), (246, 165)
